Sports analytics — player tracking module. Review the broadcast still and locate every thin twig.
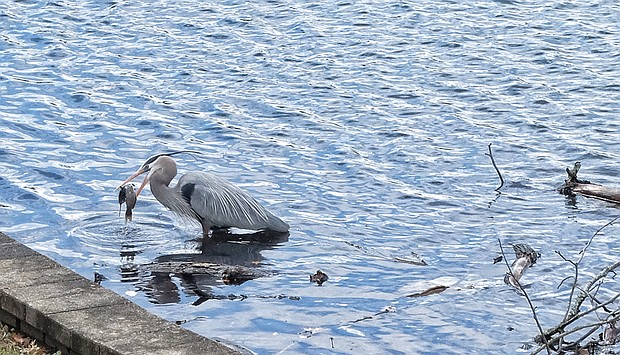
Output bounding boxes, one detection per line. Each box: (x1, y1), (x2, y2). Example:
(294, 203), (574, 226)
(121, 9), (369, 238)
(555, 250), (579, 323)
(499, 239), (550, 354)
(557, 275), (573, 289)
(583, 282), (613, 316)
(531, 216), (620, 353)
(567, 261), (620, 321)
(555, 216), (620, 323)
(536, 262), (620, 345)
(578, 215), (620, 261)
(486, 143), (504, 191)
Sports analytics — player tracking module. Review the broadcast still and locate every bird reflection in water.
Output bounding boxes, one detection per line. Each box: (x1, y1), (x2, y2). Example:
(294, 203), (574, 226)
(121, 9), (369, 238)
(131, 229), (289, 304)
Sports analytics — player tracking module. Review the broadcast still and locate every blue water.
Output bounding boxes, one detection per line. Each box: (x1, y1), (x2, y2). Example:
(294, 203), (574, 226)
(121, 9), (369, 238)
(2, 0), (620, 353)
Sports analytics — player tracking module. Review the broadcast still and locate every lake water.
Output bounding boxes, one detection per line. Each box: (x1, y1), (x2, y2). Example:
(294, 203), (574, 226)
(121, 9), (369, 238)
(2, 0), (620, 353)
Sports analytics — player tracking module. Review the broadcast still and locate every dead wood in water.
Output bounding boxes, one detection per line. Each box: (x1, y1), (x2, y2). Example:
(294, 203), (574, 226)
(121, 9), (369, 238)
(143, 261), (267, 285)
(529, 217), (620, 355)
(559, 162), (620, 203)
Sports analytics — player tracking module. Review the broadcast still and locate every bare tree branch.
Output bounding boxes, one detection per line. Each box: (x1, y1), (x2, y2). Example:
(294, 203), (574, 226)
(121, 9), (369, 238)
(531, 311), (620, 355)
(499, 239), (550, 354)
(578, 215), (620, 260)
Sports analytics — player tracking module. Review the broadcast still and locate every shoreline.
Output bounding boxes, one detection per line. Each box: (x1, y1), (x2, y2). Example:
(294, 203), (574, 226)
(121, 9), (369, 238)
(0, 232), (241, 355)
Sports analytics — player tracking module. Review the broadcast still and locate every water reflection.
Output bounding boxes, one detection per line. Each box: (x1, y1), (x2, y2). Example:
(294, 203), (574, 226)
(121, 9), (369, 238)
(119, 244), (140, 283)
(3, 0), (620, 352)
(133, 229), (289, 304)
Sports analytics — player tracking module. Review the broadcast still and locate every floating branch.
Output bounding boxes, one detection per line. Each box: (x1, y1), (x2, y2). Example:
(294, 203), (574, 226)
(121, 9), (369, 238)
(559, 162), (620, 203)
(343, 241), (427, 266)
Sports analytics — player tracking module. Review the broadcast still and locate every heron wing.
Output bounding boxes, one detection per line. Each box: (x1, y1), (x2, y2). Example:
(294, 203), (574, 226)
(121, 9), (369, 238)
(177, 172), (287, 231)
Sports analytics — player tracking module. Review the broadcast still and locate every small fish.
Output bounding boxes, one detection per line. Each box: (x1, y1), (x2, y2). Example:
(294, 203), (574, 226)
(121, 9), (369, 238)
(118, 184), (137, 222)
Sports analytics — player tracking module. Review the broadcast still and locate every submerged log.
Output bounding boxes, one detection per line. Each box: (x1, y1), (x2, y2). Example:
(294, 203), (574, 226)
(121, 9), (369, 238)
(559, 162), (620, 203)
(143, 261), (267, 285)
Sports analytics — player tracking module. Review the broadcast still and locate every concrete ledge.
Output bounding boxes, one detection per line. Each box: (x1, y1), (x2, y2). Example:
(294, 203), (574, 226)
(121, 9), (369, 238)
(0, 232), (241, 355)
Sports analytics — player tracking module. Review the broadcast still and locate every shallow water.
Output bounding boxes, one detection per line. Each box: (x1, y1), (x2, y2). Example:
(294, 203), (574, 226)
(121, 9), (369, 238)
(2, 0), (620, 353)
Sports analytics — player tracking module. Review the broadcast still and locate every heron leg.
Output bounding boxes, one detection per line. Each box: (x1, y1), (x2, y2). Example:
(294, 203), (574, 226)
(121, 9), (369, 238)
(201, 221), (212, 236)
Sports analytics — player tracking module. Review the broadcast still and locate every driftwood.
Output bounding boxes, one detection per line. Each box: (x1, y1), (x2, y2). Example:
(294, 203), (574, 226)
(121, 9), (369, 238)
(559, 162), (620, 203)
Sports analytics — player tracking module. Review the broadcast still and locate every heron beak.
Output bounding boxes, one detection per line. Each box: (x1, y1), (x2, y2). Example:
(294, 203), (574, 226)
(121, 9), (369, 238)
(135, 175), (150, 197)
(117, 167), (147, 189)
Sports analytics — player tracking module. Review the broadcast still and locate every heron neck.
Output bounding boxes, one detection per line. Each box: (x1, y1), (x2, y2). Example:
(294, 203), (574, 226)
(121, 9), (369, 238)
(150, 173), (195, 218)
(151, 173), (176, 206)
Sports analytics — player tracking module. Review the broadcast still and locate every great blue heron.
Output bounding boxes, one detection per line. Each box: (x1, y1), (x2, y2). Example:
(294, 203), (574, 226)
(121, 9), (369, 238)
(118, 152), (289, 235)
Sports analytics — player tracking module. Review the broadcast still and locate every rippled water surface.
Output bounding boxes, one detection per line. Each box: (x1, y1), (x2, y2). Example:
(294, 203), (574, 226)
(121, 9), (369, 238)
(2, 0), (620, 353)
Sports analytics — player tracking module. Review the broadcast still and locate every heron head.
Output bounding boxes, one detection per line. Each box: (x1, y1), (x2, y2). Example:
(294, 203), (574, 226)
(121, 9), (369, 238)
(118, 151), (202, 197)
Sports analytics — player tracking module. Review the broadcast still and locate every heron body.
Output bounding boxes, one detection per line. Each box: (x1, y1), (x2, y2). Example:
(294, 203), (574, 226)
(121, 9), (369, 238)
(119, 153), (289, 235)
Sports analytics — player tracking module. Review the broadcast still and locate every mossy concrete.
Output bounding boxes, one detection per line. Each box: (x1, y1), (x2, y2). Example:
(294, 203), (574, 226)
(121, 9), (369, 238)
(0, 232), (241, 355)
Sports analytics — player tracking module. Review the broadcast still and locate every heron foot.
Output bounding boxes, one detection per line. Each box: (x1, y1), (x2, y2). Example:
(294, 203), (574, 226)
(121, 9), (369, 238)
(201, 222), (212, 236)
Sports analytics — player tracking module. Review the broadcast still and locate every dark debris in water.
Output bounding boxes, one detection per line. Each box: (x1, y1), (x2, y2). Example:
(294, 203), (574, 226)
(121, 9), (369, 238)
(310, 270), (329, 286)
(350, 306), (396, 324)
(222, 266), (255, 285)
(93, 272), (107, 285)
(344, 240), (427, 266)
(191, 290), (300, 306)
(394, 252), (427, 266)
(406, 285), (449, 298)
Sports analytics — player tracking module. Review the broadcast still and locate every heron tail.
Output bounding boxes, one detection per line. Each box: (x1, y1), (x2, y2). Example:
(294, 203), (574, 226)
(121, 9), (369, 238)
(266, 211), (289, 233)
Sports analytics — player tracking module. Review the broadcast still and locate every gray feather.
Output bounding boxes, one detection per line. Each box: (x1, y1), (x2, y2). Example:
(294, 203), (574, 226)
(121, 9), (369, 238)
(177, 172), (289, 232)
